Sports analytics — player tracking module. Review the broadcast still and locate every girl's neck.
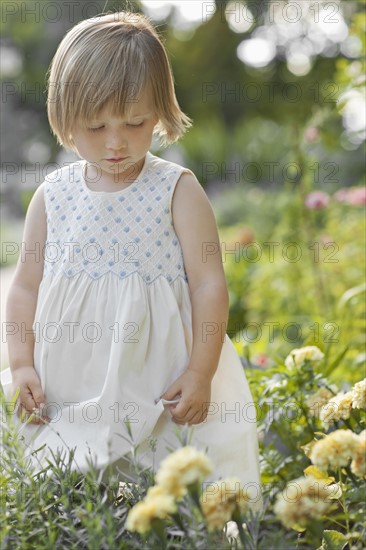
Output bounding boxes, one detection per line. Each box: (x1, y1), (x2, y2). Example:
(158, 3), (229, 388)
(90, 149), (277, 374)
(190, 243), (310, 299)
(83, 155), (147, 192)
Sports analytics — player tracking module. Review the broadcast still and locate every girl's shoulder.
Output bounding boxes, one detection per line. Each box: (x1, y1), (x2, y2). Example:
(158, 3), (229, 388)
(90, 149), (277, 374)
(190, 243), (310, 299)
(44, 159), (83, 182)
(148, 152), (195, 182)
(148, 152), (189, 174)
(42, 159), (84, 193)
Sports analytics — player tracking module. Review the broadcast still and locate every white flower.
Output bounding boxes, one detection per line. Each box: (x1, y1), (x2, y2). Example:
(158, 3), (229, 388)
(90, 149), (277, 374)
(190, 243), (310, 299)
(351, 430), (366, 478)
(309, 429), (360, 471)
(125, 485), (177, 534)
(274, 476), (333, 530)
(319, 392), (353, 428)
(285, 346), (324, 369)
(155, 446), (213, 499)
(351, 379), (366, 409)
(306, 385), (337, 417)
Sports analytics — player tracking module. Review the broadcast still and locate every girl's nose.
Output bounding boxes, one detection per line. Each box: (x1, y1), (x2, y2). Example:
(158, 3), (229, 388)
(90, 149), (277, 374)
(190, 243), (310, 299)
(105, 130), (127, 150)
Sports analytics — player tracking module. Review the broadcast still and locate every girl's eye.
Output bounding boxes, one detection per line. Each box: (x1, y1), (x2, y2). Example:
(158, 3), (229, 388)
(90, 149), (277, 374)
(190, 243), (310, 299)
(127, 122), (144, 128)
(88, 126), (104, 132)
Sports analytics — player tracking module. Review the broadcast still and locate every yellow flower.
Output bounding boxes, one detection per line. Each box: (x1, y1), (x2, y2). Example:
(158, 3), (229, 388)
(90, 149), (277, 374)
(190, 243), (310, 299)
(306, 386), (337, 417)
(125, 486), (177, 534)
(309, 429), (360, 471)
(351, 430), (366, 478)
(285, 346), (324, 369)
(274, 476), (334, 530)
(155, 446), (213, 499)
(319, 392), (353, 428)
(200, 477), (251, 532)
(351, 379), (366, 409)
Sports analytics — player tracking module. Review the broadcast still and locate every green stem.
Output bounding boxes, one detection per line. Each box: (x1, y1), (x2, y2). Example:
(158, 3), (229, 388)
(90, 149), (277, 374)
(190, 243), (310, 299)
(344, 465), (358, 485)
(232, 507), (249, 549)
(322, 515), (347, 530)
(338, 467), (349, 535)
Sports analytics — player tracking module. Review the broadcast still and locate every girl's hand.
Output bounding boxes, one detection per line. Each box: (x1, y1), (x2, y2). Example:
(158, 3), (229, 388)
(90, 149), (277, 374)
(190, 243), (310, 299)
(11, 366), (49, 424)
(160, 370), (212, 426)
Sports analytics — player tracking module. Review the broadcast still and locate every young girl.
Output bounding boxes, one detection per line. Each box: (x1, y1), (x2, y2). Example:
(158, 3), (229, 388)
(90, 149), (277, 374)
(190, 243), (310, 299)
(1, 10), (262, 508)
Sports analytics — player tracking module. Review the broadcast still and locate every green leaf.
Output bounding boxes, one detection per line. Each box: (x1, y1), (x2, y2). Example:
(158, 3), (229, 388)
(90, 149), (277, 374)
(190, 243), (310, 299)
(303, 466), (335, 484)
(321, 530), (348, 550)
(323, 346), (349, 377)
(337, 282), (366, 310)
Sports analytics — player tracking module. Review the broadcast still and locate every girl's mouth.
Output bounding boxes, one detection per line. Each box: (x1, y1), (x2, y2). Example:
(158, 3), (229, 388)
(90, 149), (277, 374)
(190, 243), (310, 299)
(106, 157), (128, 163)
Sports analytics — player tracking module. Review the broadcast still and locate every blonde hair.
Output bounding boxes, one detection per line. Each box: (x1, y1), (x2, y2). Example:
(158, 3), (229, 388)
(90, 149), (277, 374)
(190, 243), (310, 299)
(46, 10), (192, 150)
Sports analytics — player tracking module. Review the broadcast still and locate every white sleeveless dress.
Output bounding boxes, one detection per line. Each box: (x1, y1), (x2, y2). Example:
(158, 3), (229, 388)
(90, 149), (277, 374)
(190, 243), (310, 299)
(1, 152), (262, 507)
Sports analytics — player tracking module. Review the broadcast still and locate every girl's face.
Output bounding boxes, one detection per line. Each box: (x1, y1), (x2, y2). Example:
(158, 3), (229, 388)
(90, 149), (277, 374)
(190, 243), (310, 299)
(70, 89), (159, 186)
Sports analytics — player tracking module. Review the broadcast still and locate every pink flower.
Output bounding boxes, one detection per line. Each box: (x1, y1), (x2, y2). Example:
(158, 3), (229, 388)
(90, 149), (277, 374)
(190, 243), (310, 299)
(253, 354), (269, 367)
(319, 234), (334, 246)
(304, 127), (320, 143)
(334, 188), (349, 203)
(305, 191), (330, 210)
(347, 187), (366, 206)
(334, 187), (366, 206)
(236, 226), (255, 246)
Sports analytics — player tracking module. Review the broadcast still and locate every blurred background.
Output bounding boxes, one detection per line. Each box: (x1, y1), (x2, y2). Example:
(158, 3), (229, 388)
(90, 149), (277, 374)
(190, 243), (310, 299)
(1, 0), (365, 380)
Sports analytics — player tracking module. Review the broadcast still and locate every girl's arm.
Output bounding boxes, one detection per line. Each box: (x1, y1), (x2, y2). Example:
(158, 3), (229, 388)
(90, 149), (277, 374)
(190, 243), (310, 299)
(6, 182), (48, 423)
(160, 172), (229, 425)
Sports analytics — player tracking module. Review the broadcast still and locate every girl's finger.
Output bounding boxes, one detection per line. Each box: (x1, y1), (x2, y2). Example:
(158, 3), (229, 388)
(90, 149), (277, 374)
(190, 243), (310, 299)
(172, 406), (193, 424)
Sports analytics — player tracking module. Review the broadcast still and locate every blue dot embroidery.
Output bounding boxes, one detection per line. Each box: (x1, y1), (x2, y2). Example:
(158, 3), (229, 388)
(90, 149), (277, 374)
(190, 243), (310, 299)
(67, 196), (73, 201)
(155, 196), (161, 201)
(119, 197), (125, 202)
(119, 271), (126, 277)
(138, 196), (143, 202)
(135, 216), (142, 222)
(107, 206), (113, 212)
(124, 227), (130, 233)
(61, 215), (66, 221)
(127, 206), (133, 212)
(102, 226), (108, 232)
(156, 240), (161, 246)
(89, 237), (96, 243)
(155, 217), (161, 224)
(134, 237), (140, 243)
(115, 217), (122, 223)
(147, 207), (152, 212)
(82, 225), (88, 231)
(94, 215), (100, 221)
(146, 251), (151, 257)
(146, 227), (151, 234)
